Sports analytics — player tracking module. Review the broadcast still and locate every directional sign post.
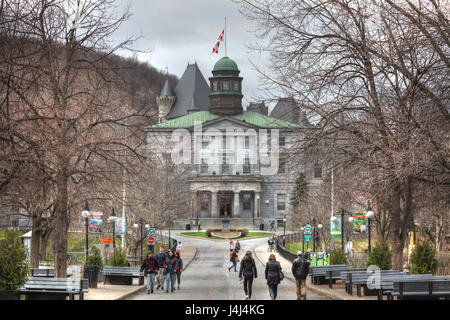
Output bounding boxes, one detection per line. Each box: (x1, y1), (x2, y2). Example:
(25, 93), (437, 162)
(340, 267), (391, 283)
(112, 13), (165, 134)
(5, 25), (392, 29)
(304, 224), (312, 235)
(304, 235), (312, 242)
(147, 236), (155, 245)
(147, 228), (156, 237)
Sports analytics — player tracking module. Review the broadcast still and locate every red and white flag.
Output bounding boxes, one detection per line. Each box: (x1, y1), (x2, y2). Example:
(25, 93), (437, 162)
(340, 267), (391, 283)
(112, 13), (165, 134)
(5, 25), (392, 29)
(212, 29), (224, 54)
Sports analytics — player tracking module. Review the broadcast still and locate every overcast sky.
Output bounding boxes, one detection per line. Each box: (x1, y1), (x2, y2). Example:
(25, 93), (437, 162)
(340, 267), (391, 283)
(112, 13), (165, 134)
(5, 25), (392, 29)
(113, 0), (274, 110)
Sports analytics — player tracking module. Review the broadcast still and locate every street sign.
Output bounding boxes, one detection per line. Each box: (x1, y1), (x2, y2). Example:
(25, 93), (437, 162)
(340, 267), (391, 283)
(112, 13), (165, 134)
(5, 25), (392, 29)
(101, 237), (113, 245)
(304, 224), (312, 235)
(147, 228), (156, 237)
(147, 236), (155, 245)
(304, 235), (312, 242)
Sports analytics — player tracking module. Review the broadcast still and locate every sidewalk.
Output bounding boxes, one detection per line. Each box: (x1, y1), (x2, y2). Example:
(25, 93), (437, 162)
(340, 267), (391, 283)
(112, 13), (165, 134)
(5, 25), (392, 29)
(84, 245), (197, 300)
(253, 245), (376, 300)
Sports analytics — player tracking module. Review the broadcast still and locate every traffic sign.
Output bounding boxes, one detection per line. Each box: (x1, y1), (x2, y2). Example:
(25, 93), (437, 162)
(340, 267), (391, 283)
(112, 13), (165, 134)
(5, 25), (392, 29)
(304, 224), (312, 235)
(304, 235), (312, 242)
(147, 228), (156, 237)
(147, 237), (155, 245)
(101, 237), (113, 245)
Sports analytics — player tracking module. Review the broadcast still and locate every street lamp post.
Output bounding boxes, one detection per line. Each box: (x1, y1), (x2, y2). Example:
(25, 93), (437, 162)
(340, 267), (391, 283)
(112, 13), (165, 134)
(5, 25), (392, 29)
(81, 201), (90, 263)
(108, 208), (117, 249)
(300, 227), (305, 252)
(366, 200), (374, 253)
(283, 216), (287, 246)
(134, 218), (145, 265)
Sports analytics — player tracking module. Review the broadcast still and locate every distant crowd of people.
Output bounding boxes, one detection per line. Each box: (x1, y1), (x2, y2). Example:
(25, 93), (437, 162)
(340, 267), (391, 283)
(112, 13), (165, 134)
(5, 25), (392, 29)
(140, 241), (184, 294)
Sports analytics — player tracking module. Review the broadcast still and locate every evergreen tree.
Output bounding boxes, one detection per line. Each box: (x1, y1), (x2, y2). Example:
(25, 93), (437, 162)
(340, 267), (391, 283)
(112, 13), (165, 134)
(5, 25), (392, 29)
(367, 241), (392, 270)
(330, 247), (348, 265)
(108, 248), (129, 267)
(0, 231), (29, 290)
(86, 246), (104, 270)
(409, 242), (438, 275)
(290, 172), (309, 209)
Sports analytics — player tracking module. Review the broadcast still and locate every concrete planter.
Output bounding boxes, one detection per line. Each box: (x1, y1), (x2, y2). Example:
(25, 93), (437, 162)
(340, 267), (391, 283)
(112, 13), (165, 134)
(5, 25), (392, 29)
(0, 290), (19, 300)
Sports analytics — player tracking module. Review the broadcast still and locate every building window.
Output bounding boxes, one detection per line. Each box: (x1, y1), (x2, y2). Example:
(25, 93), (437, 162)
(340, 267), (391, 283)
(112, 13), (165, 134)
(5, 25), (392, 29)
(202, 137), (209, 149)
(243, 193), (251, 210)
(213, 81), (218, 91)
(279, 136), (285, 147)
(244, 136), (249, 149)
(243, 157), (251, 174)
(279, 157), (286, 174)
(200, 158), (208, 174)
(314, 165), (322, 179)
(277, 194), (286, 211)
(223, 80), (229, 91)
(234, 80), (239, 91)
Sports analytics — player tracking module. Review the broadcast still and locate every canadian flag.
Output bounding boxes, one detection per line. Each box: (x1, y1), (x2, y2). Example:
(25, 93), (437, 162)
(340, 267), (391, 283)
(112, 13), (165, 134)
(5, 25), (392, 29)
(212, 29), (224, 54)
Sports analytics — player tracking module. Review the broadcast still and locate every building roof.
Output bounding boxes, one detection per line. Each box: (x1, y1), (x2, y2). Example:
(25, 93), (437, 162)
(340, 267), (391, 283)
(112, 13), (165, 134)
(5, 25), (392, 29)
(166, 63), (210, 119)
(270, 97), (313, 128)
(212, 56), (239, 72)
(160, 77), (174, 96)
(147, 110), (300, 130)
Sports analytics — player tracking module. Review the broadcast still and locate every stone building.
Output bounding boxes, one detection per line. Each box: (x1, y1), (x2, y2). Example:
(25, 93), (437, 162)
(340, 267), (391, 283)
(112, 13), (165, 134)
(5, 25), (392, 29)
(145, 57), (321, 229)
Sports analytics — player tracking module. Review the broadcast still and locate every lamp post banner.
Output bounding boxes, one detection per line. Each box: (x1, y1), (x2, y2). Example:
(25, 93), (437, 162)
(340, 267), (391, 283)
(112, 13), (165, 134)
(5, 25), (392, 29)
(352, 213), (367, 233)
(88, 212), (103, 233)
(115, 217), (126, 236)
(330, 217), (342, 236)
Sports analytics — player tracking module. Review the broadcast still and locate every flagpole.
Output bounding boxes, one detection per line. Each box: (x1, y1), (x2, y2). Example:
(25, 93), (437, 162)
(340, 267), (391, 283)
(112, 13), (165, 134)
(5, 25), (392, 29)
(224, 16), (227, 57)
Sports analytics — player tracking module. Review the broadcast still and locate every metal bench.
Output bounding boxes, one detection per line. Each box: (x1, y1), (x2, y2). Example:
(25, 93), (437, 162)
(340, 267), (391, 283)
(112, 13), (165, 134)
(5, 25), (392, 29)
(310, 265), (352, 285)
(341, 270), (405, 296)
(382, 275), (450, 300)
(31, 268), (55, 277)
(19, 277), (88, 300)
(103, 266), (144, 286)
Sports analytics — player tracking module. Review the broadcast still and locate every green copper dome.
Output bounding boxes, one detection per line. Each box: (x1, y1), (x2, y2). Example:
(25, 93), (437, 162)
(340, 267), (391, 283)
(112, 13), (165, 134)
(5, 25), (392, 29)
(212, 56), (240, 72)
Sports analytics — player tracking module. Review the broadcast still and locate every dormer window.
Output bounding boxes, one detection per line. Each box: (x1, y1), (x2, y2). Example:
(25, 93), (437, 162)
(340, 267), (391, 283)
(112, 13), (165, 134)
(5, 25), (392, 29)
(223, 80), (229, 91)
(213, 81), (218, 91)
(233, 80), (239, 91)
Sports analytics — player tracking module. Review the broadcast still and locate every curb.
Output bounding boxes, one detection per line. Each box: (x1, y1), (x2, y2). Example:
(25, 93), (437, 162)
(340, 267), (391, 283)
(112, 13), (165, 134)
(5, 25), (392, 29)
(116, 247), (198, 300)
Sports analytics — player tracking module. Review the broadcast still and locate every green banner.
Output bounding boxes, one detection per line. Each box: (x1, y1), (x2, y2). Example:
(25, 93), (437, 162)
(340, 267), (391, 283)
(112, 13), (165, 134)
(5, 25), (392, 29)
(330, 217), (342, 236)
(352, 213), (367, 233)
(304, 235), (312, 242)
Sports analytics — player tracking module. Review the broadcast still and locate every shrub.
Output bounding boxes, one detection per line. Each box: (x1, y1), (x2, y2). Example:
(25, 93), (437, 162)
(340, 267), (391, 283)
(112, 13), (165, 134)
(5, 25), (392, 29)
(206, 229), (212, 237)
(86, 246), (104, 270)
(108, 247), (129, 267)
(241, 229), (249, 237)
(0, 231), (29, 290)
(409, 241), (438, 275)
(330, 247), (348, 265)
(367, 241), (392, 270)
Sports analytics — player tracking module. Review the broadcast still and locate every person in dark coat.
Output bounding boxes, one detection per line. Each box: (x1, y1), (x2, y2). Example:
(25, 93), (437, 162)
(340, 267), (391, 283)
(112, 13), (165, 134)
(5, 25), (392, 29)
(265, 254), (282, 300)
(164, 250), (179, 293)
(291, 251), (310, 300)
(235, 240), (241, 253)
(175, 252), (184, 290)
(239, 251), (257, 300)
(140, 252), (159, 294)
(155, 246), (167, 290)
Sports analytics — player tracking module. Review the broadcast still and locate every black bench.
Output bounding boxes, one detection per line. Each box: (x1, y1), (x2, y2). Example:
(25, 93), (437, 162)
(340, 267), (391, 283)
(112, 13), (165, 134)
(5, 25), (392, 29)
(388, 279), (450, 300)
(103, 266), (144, 286)
(341, 270), (405, 296)
(382, 275), (450, 300)
(326, 268), (366, 289)
(31, 269), (55, 277)
(310, 265), (352, 285)
(19, 277), (88, 300)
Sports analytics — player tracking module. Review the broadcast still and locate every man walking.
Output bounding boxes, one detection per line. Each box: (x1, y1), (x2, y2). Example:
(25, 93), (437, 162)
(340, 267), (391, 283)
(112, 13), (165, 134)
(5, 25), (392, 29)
(197, 219), (201, 231)
(140, 252), (159, 294)
(292, 251), (310, 300)
(270, 220), (276, 233)
(155, 246), (167, 290)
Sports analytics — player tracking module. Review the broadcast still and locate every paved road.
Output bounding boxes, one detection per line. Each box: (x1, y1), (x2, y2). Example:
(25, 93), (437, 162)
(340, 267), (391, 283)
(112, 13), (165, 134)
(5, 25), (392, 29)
(128, 231), (326, 300)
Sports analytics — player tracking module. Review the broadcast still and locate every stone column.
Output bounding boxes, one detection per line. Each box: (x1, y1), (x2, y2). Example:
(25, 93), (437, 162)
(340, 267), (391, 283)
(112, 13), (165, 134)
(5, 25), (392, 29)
(234, 191), (240, 218)
(192, 192), (198, 218)
(254, 192), (261, 218)
(211, 192), (218, 218)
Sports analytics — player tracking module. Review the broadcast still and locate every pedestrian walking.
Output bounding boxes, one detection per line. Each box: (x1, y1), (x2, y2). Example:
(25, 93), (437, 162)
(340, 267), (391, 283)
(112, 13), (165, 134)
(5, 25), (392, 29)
(292, 251), (310, 300)
(155, 246), (167, 290)
(140, 252), (159, 294)
(304, 248), (311, 263)
(175, 252), (184, 290)
(235, 240), (241, 253)
(239, 251), (257, 300)
(274, 237), (279, 252)
(197, 219), (201, 231)
(176, 241), (183, 256)
(228, 248), (239, 272)
(265, 254), (283, 300)
(267, 238), (273, 252)
(270, 220), (276, 233)
(229, 240), (234, 250)
(164, 250), (179, 293)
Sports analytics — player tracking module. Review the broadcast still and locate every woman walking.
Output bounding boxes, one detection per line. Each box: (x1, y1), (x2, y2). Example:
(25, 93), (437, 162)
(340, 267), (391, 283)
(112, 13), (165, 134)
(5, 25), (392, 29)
(265, 254), (283, 300)
(228, 248), (238, 272)
(164, 250), (179, 293)
(239, 251), (257, 300)
(175, 252), (184, 290)
(140, 252), (159, 294)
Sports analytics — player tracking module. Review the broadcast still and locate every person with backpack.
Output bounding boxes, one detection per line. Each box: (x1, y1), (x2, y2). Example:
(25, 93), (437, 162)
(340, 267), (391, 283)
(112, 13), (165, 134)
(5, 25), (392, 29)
(239, 251), (257, 300)
(140, 252), (159, 294)
(235, 240), (241, 253)
(267, 238), (273, 252)
(265, 254), (283, 300)
(292, 251), (310, 300)
(155, 246), (167, 290)
(228, 248), (238, 272)
(175, 251), (184, 290)
(164, 250), (179, 293)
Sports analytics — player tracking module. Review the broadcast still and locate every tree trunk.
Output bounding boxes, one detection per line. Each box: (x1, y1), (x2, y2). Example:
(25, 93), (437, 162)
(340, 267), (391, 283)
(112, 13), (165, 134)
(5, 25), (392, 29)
(53, 170), (69, 278)
(40, 227), (52, 261)
(30, 212), (42, 268)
